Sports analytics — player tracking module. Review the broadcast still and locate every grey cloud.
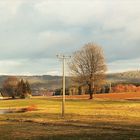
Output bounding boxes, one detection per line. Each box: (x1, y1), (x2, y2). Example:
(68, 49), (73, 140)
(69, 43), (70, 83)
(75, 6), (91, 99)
(0, 0), (140, 74)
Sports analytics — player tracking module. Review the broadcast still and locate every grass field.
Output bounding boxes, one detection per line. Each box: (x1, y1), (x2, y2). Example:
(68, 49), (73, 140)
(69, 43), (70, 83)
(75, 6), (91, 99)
(0, 94), (140, 140)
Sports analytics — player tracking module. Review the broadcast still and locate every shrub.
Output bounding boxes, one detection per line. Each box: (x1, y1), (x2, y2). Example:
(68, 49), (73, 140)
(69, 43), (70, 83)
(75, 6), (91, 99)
(112, 84), (140, 93)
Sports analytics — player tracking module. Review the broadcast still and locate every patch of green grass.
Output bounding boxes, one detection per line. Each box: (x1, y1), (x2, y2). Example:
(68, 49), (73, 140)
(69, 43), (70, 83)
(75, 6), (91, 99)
(0, 97), (140, 140)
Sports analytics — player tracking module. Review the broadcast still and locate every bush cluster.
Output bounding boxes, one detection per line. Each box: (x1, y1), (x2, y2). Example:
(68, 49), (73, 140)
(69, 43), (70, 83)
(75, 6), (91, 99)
(2, 77), (32, 99)
(112, 84), (140, 93)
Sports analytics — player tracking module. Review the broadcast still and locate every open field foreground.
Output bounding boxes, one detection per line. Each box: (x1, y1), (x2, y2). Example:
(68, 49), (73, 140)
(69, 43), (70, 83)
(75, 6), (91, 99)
(0, 95), (140, 140)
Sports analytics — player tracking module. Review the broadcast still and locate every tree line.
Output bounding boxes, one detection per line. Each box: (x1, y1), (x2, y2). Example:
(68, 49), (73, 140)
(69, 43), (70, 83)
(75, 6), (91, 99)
(2, 76), (32, 99)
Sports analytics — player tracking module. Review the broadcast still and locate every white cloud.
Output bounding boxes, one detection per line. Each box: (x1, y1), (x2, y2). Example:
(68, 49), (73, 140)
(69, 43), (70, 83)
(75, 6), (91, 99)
(0, 0), (139, 74)
(39, 31), (74, 47)
(0, 0), (24, 21)
(108, 58), (140, 73)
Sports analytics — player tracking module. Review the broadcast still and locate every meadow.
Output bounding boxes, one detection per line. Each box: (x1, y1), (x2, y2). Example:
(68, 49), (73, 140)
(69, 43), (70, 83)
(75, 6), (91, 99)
(0, 95), (140, 140)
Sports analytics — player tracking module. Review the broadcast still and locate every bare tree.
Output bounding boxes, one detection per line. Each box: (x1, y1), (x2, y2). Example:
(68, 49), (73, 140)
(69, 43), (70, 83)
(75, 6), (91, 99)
(2, 76), (19, 99)
(69, 43), (107, 99)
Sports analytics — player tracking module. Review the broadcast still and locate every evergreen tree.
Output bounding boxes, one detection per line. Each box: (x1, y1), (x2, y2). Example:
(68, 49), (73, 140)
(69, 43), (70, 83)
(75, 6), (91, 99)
(25, 80), (32, 95)
(17, 79), (32, 99)
(2, 76), (19, 99)
(17, 79), (24, 97)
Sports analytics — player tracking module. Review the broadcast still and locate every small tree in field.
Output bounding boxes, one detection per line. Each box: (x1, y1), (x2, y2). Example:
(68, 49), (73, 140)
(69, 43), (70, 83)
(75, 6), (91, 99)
(69, 43), (107, 99)
(17, 79), (32, 98)
(2, 76), (19, 99)
(3, 77), (32, 99)
(25, 80), (32, 95)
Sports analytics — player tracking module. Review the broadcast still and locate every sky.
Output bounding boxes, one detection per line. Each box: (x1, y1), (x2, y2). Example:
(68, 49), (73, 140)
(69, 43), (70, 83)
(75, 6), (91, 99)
(0, 0), (140, 75)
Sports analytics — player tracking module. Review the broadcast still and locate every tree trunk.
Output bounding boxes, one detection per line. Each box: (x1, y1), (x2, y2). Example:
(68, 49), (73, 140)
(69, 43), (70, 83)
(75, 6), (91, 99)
(12, 95), (15, 99)
(89, 93), (93, 99)
(88, 83), (93, 99)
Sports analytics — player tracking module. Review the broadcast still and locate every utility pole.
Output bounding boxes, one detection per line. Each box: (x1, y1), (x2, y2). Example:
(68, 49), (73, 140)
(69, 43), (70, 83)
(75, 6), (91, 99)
(109, 82), (112, 93)
(57, 54), (71, 118)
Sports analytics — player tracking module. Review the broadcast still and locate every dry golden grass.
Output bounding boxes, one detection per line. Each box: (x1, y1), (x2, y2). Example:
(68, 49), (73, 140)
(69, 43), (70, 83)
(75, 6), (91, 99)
(0, 96), (140, 140)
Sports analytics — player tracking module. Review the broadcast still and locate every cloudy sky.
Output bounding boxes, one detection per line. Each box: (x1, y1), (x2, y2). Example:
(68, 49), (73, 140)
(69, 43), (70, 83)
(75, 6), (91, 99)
(0, 0), (140, 75)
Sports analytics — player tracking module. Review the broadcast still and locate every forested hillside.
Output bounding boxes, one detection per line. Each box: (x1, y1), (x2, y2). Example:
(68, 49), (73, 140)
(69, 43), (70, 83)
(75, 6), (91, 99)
(0, 71), (140, 90)
(0, 75), (71, 90)
(107, 71), (140, 84)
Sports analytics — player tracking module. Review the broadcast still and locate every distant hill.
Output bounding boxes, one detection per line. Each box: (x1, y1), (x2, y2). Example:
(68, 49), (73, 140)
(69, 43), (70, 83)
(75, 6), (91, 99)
(107, 71), (140, 84)
(0, 71), (140, 90)
(0, 75), (71, 90)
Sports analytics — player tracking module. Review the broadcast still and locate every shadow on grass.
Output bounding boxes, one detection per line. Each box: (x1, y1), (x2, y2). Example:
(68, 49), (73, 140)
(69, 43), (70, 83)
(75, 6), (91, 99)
(0, 117), (140, 140)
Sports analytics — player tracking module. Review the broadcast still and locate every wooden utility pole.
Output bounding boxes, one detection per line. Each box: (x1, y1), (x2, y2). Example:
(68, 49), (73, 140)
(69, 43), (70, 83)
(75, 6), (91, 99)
(109, 82), (112, 93)
(57, 54), (71, 118)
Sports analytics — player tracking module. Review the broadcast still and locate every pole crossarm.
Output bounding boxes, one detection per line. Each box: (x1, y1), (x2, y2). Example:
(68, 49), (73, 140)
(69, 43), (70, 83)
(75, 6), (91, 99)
(56, 54), (71, 59)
